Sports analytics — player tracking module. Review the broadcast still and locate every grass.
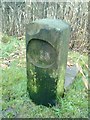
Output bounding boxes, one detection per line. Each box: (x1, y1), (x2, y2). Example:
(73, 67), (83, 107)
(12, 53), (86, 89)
(1, 34), (88, 118)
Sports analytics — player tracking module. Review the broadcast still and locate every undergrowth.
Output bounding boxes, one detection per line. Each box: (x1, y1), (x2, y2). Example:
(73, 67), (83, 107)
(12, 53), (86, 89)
(1, 34), (88, 118)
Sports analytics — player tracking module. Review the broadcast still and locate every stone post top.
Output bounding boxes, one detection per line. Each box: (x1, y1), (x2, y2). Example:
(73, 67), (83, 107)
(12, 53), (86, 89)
(27, 18), (70, 31)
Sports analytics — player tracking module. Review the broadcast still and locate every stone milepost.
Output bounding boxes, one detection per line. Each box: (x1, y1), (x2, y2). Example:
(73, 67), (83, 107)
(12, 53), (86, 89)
(26, 19), (70, 106)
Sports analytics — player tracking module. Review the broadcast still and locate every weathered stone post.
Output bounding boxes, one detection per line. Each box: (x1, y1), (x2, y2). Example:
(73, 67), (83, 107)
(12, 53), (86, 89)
(26, 19), (70, 106)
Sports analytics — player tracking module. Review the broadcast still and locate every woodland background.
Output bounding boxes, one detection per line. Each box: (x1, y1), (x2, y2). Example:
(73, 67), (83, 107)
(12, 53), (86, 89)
(1, 1), (89, 53)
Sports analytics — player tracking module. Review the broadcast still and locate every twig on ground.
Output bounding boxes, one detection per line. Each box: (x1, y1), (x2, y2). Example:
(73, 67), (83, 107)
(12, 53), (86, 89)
(76, 63), (89, 90)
